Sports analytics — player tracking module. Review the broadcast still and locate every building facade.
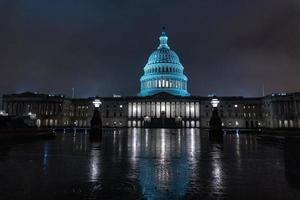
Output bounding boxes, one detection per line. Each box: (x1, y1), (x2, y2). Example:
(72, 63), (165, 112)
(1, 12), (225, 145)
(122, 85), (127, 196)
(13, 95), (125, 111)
(2, 32), (300, 129)
(3, 92), (300, 129)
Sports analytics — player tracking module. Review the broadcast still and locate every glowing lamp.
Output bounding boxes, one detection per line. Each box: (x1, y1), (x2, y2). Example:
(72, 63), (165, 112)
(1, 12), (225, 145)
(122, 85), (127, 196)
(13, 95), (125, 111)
(0, 110), (8, 116)
(28, 112), (36, 119)
(93, 99), (102, 108)
(175, 116), (182, 122)
(211, 98), (220, 108)
(144, 116), (151, 122)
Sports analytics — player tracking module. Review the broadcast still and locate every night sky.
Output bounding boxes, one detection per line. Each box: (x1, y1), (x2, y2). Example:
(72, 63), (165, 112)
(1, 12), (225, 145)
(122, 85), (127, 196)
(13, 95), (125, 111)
(1, 0), (300, 98)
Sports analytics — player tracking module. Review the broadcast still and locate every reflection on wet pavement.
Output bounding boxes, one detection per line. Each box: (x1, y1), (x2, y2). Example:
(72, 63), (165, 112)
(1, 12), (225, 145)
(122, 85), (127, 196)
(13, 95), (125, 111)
(0, 128), (300, 199)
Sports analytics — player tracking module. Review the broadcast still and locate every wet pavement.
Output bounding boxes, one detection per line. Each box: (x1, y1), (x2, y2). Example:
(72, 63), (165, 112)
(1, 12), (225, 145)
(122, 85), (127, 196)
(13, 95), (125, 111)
(0, 128), (300, 199)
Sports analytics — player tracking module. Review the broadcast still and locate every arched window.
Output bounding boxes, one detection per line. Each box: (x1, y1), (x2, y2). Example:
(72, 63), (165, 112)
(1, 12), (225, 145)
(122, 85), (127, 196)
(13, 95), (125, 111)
(166, 68), (168, 72)
(162, 67), (165, 72)
(159, 68), (161, 72)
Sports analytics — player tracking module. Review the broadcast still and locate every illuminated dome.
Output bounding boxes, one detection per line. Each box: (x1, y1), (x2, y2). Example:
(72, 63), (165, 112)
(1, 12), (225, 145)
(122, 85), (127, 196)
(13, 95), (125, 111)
(138, 31), (190, 97)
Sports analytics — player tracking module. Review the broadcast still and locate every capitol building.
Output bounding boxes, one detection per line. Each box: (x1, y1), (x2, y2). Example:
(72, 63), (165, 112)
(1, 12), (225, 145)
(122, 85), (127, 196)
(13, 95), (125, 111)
(2, 31), (300, 129)
(138, 31), (189, 97)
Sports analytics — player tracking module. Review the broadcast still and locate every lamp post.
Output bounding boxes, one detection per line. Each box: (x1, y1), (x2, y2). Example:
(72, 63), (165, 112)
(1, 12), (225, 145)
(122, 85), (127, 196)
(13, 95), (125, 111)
(90, 99), (102, 139)
(175, 116), (182, 128)
(143, 115), (151, 128)
(209, 96), (223, 137)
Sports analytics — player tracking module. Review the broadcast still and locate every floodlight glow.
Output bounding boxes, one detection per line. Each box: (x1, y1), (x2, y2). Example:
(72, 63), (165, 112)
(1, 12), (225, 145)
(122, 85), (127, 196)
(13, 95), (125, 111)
(144, 115), (151, 122)
(0, 110), (8, 116)
(28, 112), (36, 119)
(92, 99), (102, 108)
(211, 98), (220, 108)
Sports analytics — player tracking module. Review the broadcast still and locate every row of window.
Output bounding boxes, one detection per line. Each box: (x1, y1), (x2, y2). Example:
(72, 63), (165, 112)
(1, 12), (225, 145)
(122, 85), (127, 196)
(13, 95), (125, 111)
(128, 120), (200, 128)
(204, 104), (258, 109)
(278, 120), (300, 128)
(243, 105), (257, 109)
(77, 106), (89, 110)
(43, 119), (88, 127)
(5, 103), (63, 116)
(141, 79), (187, 90)
(145, 66), (181, 74)
(105, 110), (123, 118)
(243, 113), (258, 118)
(105, 104), (123, 108)
(104, 121), (123, 127)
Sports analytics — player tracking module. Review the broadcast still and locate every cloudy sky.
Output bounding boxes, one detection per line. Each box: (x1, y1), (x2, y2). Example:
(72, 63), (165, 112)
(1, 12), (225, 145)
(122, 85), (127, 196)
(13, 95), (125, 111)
(1, 0), (300, 97)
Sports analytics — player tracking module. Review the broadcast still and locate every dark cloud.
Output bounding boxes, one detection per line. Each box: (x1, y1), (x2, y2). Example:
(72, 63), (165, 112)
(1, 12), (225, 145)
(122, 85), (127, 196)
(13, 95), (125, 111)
(0, 0), (300, 98)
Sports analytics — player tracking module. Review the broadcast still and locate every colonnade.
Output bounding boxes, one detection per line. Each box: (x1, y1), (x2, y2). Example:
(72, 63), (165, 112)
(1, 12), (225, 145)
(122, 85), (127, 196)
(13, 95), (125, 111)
(128, 101), (200, 119)
(127, 119), (200, 128)
(141, 79), (187, 90)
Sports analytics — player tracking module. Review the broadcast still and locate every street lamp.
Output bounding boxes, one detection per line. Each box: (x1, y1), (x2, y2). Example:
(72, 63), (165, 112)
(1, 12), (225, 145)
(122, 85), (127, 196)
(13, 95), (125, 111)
(209, 96), (223, 138)
(90, 98), (102, 139)
(143, 115), (151, 128)
(175, 116), (183, 128)
(92, 99), (102, 108)
(211, 98), (220, 108)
